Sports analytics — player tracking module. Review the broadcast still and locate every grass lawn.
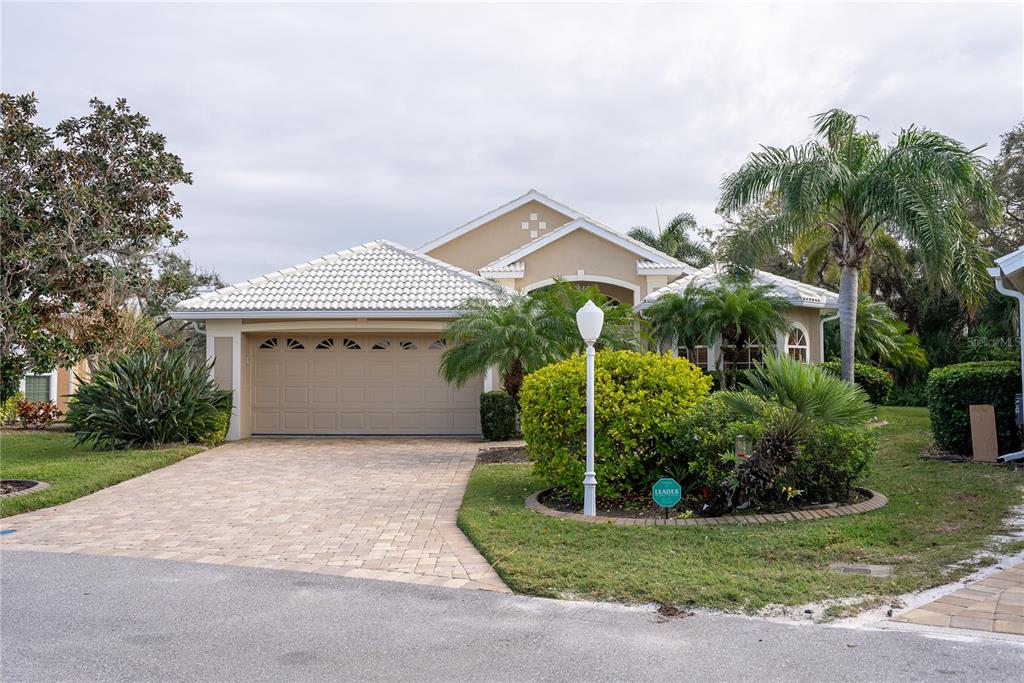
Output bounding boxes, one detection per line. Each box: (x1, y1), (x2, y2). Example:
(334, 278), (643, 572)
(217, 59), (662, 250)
(1, 431), (201, 518)
(458, 407), (1024, 613)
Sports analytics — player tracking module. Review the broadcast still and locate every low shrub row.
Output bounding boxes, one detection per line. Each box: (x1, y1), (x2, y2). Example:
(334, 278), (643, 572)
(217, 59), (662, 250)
(927, 361), (1021, 455)
(480, 390), (518, 440)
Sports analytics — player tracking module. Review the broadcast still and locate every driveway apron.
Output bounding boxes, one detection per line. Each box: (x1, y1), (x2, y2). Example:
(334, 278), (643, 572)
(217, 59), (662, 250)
(0, 438), (508, 592)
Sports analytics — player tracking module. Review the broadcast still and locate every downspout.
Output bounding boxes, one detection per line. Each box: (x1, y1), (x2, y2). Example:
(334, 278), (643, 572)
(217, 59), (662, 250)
(992, 271), (1024, 464)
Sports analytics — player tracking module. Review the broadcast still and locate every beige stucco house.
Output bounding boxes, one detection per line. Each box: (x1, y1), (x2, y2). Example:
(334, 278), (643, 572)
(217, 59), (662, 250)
(172, 190), (838, 440)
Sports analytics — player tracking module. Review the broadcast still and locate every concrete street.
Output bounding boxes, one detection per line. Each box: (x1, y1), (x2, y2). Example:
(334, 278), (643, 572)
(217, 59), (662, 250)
(2, 550), (1022, 682)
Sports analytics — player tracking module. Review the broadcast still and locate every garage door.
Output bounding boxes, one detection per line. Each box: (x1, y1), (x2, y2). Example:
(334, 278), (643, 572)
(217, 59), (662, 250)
(250, 333), (482, 435)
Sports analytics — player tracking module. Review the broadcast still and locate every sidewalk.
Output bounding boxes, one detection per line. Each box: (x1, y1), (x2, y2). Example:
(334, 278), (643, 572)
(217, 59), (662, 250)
(894, 562), (1024, 635)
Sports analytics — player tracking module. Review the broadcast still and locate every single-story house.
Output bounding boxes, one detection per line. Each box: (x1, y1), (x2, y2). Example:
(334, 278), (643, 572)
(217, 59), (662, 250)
(171, 190), (838, 440)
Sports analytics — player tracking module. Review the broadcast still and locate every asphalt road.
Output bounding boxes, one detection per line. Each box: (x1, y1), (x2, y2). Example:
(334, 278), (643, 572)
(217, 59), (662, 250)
(2, 550), (1022, 682)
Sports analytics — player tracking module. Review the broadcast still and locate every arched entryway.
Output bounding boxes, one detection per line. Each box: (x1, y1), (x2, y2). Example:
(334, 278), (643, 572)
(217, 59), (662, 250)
(522, 276), (641, 306)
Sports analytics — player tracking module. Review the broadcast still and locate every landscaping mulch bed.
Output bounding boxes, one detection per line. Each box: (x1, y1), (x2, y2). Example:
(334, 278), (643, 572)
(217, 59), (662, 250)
(1, 479), (49, 498)
(539, 488), (870, 520)
(477, 445), (529, 465)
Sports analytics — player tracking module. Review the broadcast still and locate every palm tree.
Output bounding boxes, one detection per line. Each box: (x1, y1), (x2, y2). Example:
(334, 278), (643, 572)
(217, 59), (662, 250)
(628, 212), (712, 266)
(823, 294), (926, 370)
(717, 109), (1000, 382)
(440, 293), (565, 402)
(440, 286), (640, 402)
(645, 274), (788, 389)
(529, 279), (640, 355)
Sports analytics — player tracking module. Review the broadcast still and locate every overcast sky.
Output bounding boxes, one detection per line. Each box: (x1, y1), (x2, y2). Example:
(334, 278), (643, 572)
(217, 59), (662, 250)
(3, 2), (1022, 283)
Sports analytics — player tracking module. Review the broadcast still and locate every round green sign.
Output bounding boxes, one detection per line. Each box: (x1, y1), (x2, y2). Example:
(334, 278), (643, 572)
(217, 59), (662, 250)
(652, 477), (682, 508)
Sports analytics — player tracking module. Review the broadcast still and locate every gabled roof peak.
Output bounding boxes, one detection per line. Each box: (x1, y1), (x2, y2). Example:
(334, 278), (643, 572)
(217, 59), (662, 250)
(419, 189), (587, 253)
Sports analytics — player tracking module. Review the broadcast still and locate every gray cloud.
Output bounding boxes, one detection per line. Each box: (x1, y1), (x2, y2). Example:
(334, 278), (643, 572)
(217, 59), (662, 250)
(3, 2), (1021, 283)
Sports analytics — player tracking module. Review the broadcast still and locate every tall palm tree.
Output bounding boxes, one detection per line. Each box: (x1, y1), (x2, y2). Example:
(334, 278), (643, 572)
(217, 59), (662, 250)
(628, 212), (713, 266)
(645, 274), (788, 389)
(717, 109), (1000, 382)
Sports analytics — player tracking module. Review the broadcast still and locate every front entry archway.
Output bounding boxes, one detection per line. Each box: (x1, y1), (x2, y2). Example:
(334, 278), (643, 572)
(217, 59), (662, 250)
(522, 276), (641, 306)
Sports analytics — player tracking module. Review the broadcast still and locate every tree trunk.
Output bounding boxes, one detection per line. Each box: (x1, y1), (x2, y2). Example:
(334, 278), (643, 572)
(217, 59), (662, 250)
(838, 264), (859, 383)
(502, 357), (526, 403)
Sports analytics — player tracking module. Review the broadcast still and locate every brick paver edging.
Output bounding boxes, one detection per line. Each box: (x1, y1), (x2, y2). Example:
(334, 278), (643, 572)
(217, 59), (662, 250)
(0, 480), (50, 499)
(524, 487), (887, 526)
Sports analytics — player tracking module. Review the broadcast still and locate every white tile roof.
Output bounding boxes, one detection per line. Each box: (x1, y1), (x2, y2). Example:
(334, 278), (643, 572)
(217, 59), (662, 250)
(637, 264), (839, 310)
(173, 240), (503, 316)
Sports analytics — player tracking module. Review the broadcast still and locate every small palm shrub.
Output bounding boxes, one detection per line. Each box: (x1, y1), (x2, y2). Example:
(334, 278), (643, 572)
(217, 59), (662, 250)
(820, 361), (894, 405)
(709, 354), (875, 511)
(480, 390), (517, 440)
(521, 350), (712, 502)
(67, 346), (232, 449)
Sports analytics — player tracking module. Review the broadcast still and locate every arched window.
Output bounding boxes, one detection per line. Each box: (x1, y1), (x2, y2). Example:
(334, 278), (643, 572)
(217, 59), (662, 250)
(786, 324), (809, 362)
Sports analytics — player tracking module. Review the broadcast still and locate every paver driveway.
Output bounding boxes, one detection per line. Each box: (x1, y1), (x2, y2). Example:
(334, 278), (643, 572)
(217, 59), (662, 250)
(0, 439), (507, 592)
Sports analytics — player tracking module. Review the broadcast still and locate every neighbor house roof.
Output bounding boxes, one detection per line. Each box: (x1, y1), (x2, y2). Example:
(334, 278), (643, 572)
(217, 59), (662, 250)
(419, 188), (587, 253)
(636, 264), (840, 311)
(478, 217), (695, 278)
(171, 240), (503, 319)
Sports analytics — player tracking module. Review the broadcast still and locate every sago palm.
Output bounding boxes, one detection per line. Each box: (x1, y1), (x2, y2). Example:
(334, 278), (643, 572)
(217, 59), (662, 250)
(627, 212), (712, 266)
(440, 292), (567, 402)
(718, 109), (1000, 382)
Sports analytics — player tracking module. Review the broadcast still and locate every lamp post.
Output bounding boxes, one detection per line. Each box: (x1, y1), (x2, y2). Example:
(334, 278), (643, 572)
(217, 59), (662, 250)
(576, 300), (605, 516)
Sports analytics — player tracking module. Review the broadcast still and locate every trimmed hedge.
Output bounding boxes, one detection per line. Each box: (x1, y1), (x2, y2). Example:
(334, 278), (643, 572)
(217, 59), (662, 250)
(520, 350), (712, 502)
(927, 361), (1022, 455)
(480, 390), (517, 441)
(820, 361), (894, 405)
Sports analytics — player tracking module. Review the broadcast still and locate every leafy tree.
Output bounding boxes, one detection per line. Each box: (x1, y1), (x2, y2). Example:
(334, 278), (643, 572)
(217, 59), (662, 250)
(823, 294), (926, 370)
(1, 93), (195, 398)
(440, 285), (639, 402)
(645, 274), (788, 389)
(976, 119), (1024, 256)
(627, 211), (713, 266)
(717, 109), (1000, 382)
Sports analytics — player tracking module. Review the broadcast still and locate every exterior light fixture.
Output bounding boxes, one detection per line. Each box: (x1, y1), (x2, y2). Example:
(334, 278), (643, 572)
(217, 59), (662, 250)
(575, 300), (605, 516)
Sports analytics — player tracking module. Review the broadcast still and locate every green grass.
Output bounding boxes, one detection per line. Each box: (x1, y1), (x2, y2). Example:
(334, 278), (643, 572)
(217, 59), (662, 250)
(458, 407), (1024, 612)
(1, 431), (201, 518)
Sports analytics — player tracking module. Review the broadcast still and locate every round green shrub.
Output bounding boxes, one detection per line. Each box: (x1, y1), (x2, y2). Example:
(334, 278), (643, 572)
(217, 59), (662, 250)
(480, 390), (517, 440)
(784, 423), (876, 503)
(820, 361), (894, 405)
(927, 361), (1021, 455)
(671, 393), (767, 493)
(67, 345), (232, 450)
(520, 350), (712, 502)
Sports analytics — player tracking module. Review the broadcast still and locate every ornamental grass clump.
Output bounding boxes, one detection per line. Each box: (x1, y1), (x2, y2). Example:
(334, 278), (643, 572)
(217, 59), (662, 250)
(67, 345), (232, 450)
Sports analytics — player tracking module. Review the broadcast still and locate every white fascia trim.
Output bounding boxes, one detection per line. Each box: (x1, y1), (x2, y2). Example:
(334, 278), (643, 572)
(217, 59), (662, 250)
(171, 309), (467, 320)
(994, 246), (1024, 277)
(635, 263), (687, 276)
(419, 189), (584, 253)
(480, 269), (524, 279)
(482, 218), (692, 272)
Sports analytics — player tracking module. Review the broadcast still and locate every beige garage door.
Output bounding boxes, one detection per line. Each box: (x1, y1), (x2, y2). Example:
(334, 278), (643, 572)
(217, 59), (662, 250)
(250, 333), (482, 435)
